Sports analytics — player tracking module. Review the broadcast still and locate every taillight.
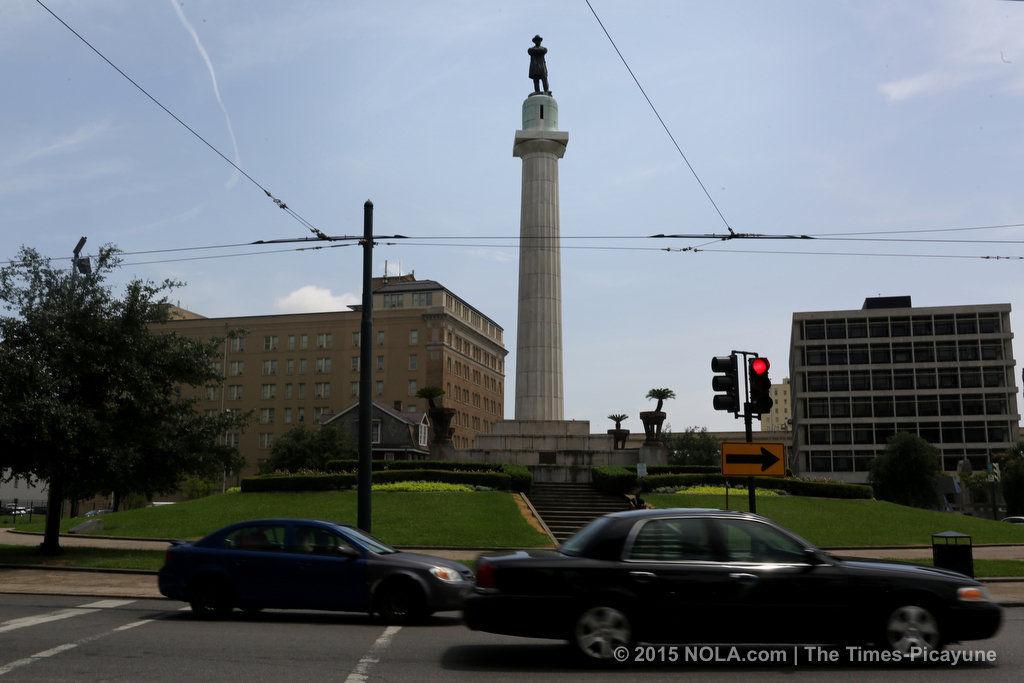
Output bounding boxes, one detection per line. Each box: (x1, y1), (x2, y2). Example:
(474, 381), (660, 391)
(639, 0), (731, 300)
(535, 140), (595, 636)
(164, 549), (172, 565)
(475, 561), (496, 589)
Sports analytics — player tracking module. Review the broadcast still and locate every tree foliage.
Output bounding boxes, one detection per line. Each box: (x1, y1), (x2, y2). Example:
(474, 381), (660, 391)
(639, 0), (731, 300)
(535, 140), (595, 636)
(261, 424), (357, 473)
(664, 426), (720, 467)
(1000, 442), (1024, 517)
(0, 246), (248, 551)
(607, 414), (628, 429)
(415, 386), (445, 410)
(869, 432), (941, 509)
(645, 387), (676, 413)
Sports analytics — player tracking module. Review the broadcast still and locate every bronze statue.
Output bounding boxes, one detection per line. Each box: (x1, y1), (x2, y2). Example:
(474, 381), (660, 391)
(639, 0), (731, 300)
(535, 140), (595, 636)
(529, 35), (550, 95)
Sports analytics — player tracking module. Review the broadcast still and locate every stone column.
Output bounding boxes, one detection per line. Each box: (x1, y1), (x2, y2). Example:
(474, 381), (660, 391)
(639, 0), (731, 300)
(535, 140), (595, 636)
(513, 93), (568, 420)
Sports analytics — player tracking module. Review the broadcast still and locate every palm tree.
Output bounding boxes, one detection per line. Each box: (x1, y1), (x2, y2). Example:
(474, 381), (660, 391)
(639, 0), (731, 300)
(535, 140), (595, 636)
(646, 388), (676, 413)
(415, 386), (445, 410)
(607, 414), (628, 430)
(416, 386), (453, 446)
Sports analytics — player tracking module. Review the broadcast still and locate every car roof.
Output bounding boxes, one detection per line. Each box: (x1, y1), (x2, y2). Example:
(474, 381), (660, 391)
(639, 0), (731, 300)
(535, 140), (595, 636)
(219, 518), (351, 530)
(605, 508), (760, 520)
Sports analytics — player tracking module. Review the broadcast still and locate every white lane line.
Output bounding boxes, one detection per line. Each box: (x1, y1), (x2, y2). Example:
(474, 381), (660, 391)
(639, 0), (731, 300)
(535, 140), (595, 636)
(0, 643), (78, 677)
(113, 620), (152, 632)
(0, 609), (96, 634)
(344, 626), (402, 683)
(78, 599), (137, 609)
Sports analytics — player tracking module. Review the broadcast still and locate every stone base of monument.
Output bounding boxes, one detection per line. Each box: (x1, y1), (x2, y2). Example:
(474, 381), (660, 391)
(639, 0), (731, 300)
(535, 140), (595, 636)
(445, 420), (667, 484)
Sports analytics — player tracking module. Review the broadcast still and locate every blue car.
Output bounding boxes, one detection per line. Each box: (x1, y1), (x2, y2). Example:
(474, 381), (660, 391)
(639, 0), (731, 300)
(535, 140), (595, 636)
(158, 518), (473, 622)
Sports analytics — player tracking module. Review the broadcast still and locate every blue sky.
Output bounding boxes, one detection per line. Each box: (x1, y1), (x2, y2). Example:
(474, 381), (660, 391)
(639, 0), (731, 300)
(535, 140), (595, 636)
(2, 0), (1023, 432)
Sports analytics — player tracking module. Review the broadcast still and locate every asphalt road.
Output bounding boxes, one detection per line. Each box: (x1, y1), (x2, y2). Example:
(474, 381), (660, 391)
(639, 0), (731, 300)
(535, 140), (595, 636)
(0, 594), (1020, 681)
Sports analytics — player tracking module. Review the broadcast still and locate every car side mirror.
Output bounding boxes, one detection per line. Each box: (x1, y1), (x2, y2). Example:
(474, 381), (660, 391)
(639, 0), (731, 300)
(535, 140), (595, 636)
(803, 547), (825, 566)
(335, 546), (360, 559)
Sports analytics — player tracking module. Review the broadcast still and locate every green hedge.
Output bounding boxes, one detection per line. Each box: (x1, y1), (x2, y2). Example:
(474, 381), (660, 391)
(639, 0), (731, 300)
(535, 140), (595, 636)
(639, 473), (872, 499)
(242, 469), (511, 493)
(592, 466), (637, 494)
(648, 465), (719, 475)
(321, 459), (530, 491)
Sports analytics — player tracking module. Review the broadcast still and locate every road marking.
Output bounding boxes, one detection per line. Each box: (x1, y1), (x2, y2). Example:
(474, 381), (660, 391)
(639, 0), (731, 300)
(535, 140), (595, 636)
(0, 643), (78, 677)
(113, 620), (152, 632)
(344, 626), (402, 683)
(0, 599), (137, 634)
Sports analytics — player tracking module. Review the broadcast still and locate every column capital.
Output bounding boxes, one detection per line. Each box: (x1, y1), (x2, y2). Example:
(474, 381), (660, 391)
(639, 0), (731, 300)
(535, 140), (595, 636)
(513, 130), (569, 159)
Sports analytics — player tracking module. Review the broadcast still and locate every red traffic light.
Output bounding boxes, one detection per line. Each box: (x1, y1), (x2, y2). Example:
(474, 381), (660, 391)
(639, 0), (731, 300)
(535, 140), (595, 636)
(751, 357), (770, 376)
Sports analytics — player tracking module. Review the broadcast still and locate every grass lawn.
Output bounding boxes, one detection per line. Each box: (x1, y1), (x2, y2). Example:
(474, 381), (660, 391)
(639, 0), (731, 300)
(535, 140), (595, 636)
(646, 493), (1024, 547)
(0, 545), (164, 571)
(881, 557), (1024, 578)
(18, 491), (550, 548)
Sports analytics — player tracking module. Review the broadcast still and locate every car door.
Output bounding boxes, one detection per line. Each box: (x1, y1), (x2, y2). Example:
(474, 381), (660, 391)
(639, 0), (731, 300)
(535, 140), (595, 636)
(289, 524), (369, 611)
(222, 523), (298, 608)
(620, 516), (738, 643)
(712, 517), (848, 644)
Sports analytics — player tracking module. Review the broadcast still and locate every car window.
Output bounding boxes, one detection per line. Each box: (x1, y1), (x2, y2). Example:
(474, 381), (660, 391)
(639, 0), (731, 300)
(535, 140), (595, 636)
(292, 525), (354, 556)
(224, 525), (286, 552)
(560, 517), (612, 557)
(718, 519), (806, 563)
(627, 518), (715, 561)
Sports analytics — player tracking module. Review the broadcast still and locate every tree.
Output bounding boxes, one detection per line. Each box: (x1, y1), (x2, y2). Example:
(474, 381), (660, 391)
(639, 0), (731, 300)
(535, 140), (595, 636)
(0, 246), (249, 553)
(869, 432), (941, 509)
(416, 386), (445, 410)
(646, 388), (676, 413)
(664, 427), (720, 466)
(607, 414), (628, 430)
(262, 424), (356, 473)
(1000, 442), (1024, 517)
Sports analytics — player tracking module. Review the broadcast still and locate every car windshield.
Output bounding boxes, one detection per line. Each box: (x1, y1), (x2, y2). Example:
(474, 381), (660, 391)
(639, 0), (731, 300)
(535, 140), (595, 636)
(560, 517), (612, 557)
(336, 525), (397, 554)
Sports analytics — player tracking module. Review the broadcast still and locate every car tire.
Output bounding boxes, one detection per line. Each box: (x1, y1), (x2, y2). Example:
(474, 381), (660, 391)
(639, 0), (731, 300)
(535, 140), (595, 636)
(188, 577), (233, 620)
(880, 603), (943, 653)
(572, 605), (633, 662)
(375, 581), (426, 624)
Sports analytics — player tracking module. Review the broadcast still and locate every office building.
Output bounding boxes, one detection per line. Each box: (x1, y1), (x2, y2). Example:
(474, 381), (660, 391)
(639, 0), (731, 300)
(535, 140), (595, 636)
(760, 377), (792, 432)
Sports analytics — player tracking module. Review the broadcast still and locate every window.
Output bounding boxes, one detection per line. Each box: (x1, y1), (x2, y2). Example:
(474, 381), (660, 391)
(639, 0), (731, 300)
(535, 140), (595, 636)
(292, 526), (353, 556)
(870, 344), (890, 364)
(377, 355), (385, 370)
(627, 518), (715, 561)
(316, 333), (332, 349)
(847, 320), (867, 338)
(351, 356), (360, 371)
(263, 335), (278, 351)
(409, 329), (419, 345)
(231, 335), (246, 352)
(317, 357), (332, 374)
(408, 380), (418, 396)
(806, 372), (828, 392)
(262, 359), (277, 376)
(287, 335), (296, 351)
(259, 433), (274, 449)
(980, 343), (1003, 361)
(350, 381), (358, 397)
(228, 384), (243, 400)
(297, 407), (305, 422)
(868, 319), (889, 338)
(315, 382), (331, 399)
(260, 384), (276, 400)
(805, 347), (827, 366)
(377, 330), (385, 346)
(718, 519), (806, 563)
(284, 407), (293, 424)
(206, 386), (219, 401)
(849, 370), (870, 391)
(890, 318), (910, 337)
(352, 331), (360, 347)
(286, 359), (294, 376)
(893, 369), (914, 390)
(936, 341), (958, 362)
(829, 372), (849, 391)
(851, 397), (872, 418)
(956, 316), (978, 335)
(848, 345), (869, 365)
(871, 370), (891, 391)
(229, 361), (244, 376)
(383, 293), (404, 308)
(804, 321), (825, 340)
(826, 320), (846, 339)
(913, 342), (935, 363)
(419, 423), (428, 447)
(225, 432), (240, 448)
(916, 369), (936, 389)
(892, 344), (912, 364)
(411, 291), (433, 307)
(225, 525), (286, 552)
(978, 315), (1000, 334)
(933, 316), (955, 335)
(298, 383), (307, 399)
(300, 334), (309, 350)
(409, 354), (418, 370)
(376, 380), (384, 396)
(260, 408), (275, 424)
(372, 419), (382, 444)
(830, 397), (850, 418)
(807, 398), (829, 418)
(912, 317), (933, 336)
(299, 359), (308, 375)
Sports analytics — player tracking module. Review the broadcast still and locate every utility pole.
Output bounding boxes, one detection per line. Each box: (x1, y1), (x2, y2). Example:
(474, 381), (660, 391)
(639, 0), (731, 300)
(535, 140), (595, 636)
(357, 202), (374, 532)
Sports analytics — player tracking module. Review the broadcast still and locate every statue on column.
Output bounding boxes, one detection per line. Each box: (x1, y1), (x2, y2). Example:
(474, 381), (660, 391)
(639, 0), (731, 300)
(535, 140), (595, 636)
(529, 35), (551, 95)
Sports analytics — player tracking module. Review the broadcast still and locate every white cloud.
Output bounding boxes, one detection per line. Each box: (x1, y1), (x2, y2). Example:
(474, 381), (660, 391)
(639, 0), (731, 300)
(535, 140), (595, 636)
(274, 285), (359, 313)
(2, 121), (112, 168)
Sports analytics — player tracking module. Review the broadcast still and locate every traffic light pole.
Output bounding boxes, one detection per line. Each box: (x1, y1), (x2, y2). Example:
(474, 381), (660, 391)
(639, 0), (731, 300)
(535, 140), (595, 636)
(357, 201), (374, 533)
(735, 350), (758, 514)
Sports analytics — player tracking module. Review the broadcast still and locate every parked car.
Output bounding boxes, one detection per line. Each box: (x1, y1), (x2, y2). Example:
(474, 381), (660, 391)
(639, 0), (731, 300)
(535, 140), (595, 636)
(1001, 516), (1024, 525)
(158, 518), (472, 621)
(3, 506), (29, 516)
(464, 509), (1002, 660)
(84, 508), (113, 518)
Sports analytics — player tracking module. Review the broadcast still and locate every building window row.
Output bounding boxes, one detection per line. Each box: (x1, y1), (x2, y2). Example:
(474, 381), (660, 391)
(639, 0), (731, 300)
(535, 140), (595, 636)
(804, 394), (1010, 419)
(804, 420), (1012, 448)
(802, 313), (1002, 341)
(801, 340), (1004, 366)
(803, 367), (1006, 393)
(806, 449), (996, 474)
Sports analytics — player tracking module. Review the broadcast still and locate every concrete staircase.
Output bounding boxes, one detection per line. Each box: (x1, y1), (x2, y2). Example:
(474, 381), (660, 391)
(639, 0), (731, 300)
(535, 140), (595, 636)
(526, 483), (631, 543)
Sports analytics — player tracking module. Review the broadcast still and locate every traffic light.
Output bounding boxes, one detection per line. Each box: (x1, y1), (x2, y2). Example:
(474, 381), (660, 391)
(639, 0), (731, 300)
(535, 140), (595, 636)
(711, 354), (739, 412)
(749, 356), (774, 414)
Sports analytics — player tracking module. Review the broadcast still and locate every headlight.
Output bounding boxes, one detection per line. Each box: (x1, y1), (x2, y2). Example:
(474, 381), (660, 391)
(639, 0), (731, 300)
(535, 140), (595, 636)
(957, 586), (991, 602)
(429, 566), (463, 583)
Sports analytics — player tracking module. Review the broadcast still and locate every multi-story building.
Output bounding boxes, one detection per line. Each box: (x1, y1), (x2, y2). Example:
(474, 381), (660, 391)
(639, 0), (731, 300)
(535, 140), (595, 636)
(164, 274), (507, 476)
(760, 377), (792, 432)
(790, 297), (1018, 483)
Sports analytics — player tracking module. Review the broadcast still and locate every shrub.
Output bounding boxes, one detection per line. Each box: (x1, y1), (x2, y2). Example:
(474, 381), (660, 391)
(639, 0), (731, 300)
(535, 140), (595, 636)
(241, 473), (355, 493)
(638, 473), (872, 499)
(372, 481), (474, 493)
(500, 464), (532, 492)
(225, 486), (241, 495)
(592, 466), (637, 494)
(675, 485), (779, 497)
(870, 432), (941, 508)
(320, 459), (531, 490)
(372, 469), (511, 490)
(648, 465), (719, 475)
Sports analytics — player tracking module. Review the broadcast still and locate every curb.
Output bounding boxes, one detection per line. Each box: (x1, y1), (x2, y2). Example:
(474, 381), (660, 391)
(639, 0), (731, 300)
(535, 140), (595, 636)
(6, 530), (177, 543)
(0, 563), (157, 575)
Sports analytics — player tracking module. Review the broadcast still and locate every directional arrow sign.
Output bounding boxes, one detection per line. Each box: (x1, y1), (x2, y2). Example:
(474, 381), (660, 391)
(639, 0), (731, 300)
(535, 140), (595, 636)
(721, 442), (786, 477)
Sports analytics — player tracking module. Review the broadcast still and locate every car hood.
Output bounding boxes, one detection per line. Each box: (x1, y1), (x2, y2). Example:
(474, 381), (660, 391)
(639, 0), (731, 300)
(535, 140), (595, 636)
(384, 551), (472, 574)
(836, 556), (979, 583)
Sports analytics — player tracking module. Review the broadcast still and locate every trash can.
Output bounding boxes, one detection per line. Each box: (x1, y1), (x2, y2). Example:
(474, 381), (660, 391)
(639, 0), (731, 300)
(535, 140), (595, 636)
(931, 531), (973, 578)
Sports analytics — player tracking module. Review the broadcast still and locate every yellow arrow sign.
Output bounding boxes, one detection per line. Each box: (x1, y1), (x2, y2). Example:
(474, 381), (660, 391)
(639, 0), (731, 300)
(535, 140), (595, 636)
(721, 442), (786, 477)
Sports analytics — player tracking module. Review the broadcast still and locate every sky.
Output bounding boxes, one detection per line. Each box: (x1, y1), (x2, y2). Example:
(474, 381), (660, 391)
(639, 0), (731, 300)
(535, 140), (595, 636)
(2, 0), (1024, 433)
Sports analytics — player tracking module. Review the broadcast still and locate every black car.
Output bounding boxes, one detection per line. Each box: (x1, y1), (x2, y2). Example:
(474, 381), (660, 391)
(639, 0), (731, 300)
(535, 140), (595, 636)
(159, 518), (473, 621)
(464, 508), (1002, 660)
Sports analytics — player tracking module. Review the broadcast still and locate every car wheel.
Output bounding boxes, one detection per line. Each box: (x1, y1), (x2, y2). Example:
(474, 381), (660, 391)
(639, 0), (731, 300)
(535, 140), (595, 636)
(883, 603), (942, 653)
(375, 582), (426, 624)
(188, 578), (233, 619)
(573, 605), (632, 661)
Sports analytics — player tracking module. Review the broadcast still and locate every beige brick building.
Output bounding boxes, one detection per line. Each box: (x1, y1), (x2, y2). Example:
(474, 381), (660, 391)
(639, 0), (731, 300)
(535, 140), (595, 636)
(760, 377), (792, 432)
(164, 274), (507, 477)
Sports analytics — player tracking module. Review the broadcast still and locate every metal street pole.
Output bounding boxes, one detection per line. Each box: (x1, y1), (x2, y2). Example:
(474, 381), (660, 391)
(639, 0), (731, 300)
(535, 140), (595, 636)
(357, 201), (374, 532)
